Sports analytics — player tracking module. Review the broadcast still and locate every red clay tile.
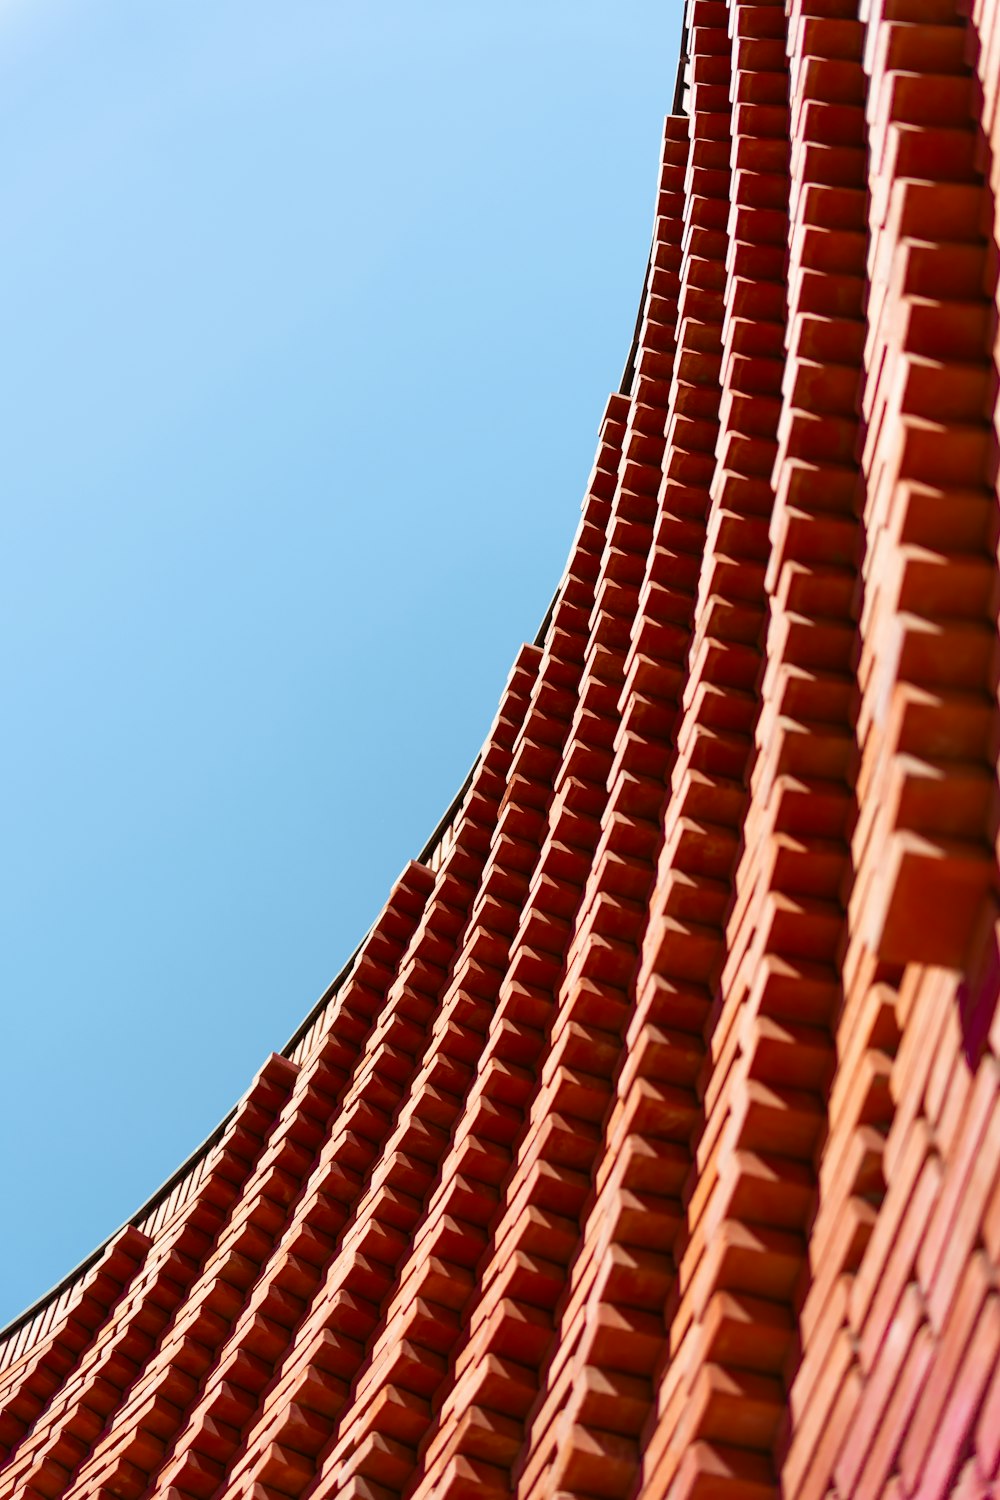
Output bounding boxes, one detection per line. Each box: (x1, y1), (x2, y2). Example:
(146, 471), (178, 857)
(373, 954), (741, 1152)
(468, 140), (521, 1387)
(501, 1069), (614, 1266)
(4, 3), (1000, 1496)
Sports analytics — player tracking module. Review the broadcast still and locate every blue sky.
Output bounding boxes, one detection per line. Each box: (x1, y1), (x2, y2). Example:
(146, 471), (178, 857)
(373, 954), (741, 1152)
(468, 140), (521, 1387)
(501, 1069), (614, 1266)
(1, 1), (680, 1328)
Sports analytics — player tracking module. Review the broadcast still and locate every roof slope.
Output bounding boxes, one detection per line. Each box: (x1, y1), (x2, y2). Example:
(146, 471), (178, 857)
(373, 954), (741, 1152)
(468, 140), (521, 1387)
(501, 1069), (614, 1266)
(3, 0), (1000, 1494)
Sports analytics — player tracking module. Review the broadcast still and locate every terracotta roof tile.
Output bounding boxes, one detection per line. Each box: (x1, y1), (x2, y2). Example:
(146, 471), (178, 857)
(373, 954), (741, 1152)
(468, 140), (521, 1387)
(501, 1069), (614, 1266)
(4, 0), (1000, 1492)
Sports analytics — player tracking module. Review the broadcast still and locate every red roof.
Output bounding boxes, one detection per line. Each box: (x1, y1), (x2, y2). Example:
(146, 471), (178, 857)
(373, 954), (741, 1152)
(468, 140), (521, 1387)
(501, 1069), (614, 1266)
(3, 0), (1000, 1494)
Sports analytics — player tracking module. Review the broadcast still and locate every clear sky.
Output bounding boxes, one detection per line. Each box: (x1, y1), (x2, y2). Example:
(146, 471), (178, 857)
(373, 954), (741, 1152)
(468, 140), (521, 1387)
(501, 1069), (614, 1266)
(1, 0), (681, 1329)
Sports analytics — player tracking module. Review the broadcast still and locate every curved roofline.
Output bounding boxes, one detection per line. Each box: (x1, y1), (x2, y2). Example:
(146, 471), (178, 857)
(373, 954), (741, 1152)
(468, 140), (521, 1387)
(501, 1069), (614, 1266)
(0, 52), (684, 1355)
(0, 583), (571, 1357)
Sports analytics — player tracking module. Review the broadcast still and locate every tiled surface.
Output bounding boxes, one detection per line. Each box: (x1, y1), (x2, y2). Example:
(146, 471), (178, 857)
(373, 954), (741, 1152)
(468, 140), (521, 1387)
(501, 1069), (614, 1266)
(2, 0), (1000, 1493)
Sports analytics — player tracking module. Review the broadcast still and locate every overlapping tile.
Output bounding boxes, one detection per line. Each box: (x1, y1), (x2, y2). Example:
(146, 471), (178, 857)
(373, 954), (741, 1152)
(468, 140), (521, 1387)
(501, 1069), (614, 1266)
(3, 5), (1000, 1495)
